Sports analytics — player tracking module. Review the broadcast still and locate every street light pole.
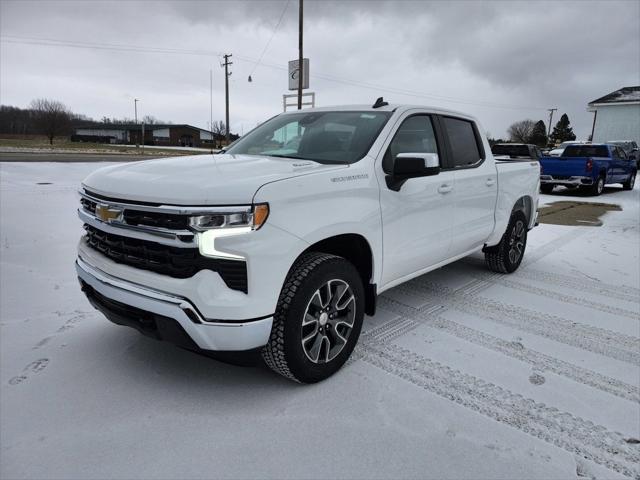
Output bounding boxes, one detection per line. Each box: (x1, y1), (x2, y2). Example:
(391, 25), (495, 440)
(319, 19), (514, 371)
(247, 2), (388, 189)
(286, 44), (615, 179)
(134, 98), (139, 149)
(297, 0), (303, 110)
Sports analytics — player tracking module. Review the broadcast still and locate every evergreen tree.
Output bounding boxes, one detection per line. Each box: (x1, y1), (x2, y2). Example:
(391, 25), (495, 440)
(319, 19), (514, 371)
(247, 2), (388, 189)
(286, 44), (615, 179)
(529, 120), (548, 147)
(550, 113), (576, 143)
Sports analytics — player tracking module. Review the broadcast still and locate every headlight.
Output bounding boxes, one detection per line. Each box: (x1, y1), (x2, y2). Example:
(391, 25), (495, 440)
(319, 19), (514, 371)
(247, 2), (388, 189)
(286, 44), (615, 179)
(193, 204), (269, 260)
(189, 204), (269, 231)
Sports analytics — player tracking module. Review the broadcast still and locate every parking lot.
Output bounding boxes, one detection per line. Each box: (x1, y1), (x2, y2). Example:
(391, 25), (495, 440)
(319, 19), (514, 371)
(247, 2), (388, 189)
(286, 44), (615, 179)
(1, 161), (638, 479)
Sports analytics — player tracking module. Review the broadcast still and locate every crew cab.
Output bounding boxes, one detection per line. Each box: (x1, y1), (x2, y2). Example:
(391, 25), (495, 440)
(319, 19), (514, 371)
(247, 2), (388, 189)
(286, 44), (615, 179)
(76, 101), (540, 383)
(539, 143), (637, 195)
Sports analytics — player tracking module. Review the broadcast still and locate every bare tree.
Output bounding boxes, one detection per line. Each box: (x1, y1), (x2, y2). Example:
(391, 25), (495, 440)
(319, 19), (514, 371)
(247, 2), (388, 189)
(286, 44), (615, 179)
(507, 119), (536, 143)
(30, 98), (72, 145)
(211, 120), (226, 147)
(142, 115), (158, 125)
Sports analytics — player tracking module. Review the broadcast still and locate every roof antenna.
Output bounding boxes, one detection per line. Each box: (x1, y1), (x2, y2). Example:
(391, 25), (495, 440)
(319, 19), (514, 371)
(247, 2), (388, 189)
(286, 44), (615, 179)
(372, 97), (388, 109)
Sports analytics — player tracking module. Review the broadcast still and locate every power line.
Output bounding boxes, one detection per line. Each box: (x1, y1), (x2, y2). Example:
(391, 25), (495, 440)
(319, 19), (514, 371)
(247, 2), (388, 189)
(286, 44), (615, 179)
(1, 34), (546, 111)
(248, 0), (290, 80)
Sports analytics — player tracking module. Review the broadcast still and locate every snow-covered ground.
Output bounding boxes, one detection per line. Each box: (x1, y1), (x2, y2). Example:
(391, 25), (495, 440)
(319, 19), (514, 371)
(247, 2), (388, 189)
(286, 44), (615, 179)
(1, 162), (638, 479)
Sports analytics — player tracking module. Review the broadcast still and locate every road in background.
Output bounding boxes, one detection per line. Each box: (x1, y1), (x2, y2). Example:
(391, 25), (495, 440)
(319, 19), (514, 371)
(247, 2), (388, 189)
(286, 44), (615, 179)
(0, 152), (192, 162)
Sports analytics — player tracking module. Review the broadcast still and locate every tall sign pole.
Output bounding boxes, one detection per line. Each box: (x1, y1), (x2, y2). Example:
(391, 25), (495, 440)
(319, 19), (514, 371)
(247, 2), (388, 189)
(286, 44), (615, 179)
(222, 54), (233, 144)
(297, 0), (303, 110)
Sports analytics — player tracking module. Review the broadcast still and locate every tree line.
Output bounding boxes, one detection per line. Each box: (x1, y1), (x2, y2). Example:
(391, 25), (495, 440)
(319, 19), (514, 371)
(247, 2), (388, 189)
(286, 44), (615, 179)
(505, 113), (576, 147)
(0, 99), (228, 145)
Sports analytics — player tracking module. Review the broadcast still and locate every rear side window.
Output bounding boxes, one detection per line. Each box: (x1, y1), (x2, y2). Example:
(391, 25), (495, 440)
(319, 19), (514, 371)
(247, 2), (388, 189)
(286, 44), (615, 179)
(563, 145), (609, 157)
(443, 117), (483, 167)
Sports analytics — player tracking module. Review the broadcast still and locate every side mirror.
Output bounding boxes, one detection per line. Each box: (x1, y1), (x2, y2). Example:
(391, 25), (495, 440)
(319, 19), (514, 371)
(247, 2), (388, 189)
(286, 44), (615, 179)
(386, 153), (440, 191)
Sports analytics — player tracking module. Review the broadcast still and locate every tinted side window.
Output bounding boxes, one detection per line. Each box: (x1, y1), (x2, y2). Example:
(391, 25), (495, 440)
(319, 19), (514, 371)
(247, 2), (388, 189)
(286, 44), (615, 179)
(383, 115), (438, 173)
(443, 117), (482, 167)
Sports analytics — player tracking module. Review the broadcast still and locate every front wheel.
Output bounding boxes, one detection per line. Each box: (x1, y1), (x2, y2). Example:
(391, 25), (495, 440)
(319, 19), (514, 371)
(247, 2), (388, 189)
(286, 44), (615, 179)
(622, 171), (636, 190)
(540, 184), (554, 194)
(484, 211), (528, 273)
(262, 252), (365, 383)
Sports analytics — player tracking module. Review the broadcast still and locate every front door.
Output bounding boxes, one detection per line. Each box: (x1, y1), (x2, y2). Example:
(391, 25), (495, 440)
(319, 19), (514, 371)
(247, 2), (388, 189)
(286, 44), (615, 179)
(378, 113), (455, 286)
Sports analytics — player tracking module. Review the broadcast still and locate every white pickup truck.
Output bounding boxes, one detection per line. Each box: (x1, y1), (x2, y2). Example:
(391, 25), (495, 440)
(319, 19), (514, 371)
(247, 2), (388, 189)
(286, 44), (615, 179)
(76, 101), (540, 383)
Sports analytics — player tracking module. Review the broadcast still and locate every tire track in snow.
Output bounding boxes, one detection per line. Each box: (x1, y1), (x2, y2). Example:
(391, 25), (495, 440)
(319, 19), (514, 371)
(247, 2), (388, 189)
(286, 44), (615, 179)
(508, 267), (638, 303)
(467, 273), (640, 321)
(373, 296), (640, 403)
(355, 340), (640, 479)
(523, 227), (589, 266)
(397, 280), (640, 366)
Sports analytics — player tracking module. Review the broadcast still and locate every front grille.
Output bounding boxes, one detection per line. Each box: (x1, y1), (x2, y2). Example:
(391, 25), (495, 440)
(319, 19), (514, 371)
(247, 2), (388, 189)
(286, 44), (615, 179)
(80, 195), (189, 230)
(83, 224), (248, 292)
(123, 210), (190, 230)
(80, 197), (97, 214)
(552, 175), (572, 180)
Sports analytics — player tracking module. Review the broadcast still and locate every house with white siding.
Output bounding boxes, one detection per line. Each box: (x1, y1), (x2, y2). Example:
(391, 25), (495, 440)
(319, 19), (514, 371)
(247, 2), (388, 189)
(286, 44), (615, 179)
(587, 86), (640, 144)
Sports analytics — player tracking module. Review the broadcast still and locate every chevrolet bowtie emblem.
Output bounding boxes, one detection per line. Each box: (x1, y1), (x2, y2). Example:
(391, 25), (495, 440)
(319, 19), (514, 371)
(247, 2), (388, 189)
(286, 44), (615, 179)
(95, 203), (123, 223)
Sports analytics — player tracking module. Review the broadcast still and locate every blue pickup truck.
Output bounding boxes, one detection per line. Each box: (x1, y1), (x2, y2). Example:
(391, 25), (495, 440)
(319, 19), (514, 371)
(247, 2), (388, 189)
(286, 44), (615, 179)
(539, 144), (637, 195)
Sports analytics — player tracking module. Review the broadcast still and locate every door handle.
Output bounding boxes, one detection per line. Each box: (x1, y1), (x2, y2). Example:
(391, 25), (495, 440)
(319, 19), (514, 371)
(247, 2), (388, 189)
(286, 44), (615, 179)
(486, 178), (496, 186)
(438, 184), (453, 194)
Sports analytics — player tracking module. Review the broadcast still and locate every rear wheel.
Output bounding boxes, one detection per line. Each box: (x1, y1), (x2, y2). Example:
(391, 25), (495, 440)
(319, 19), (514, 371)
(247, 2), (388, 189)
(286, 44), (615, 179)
(262, 252), (364, 383)
(540, 184), (554, 194)
(484, 211), (528, 274)
(622, 171), (636, 190)
(589, 175), (605, 196)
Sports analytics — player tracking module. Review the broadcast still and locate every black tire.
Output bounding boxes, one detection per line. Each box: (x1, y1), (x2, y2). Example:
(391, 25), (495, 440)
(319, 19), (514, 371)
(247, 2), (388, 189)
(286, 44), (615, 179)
(261, 252), (365, 383)
(622, 171), (636, 190)
(540, 184), (554, 194)
(590, 175), (605, 196)
(484, 211), (528, 274)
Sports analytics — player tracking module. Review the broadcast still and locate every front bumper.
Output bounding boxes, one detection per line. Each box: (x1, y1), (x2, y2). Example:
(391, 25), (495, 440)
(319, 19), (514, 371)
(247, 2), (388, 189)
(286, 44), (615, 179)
(540, 175), (593, 186)
(76, 257), (273, 351)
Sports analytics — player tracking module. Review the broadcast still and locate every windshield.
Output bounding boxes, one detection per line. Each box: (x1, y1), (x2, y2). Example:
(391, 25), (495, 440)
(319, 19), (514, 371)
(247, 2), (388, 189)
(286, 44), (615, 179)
(225, 111), (391, 164)
(491, 144), (530, 157)
(563, 145), (609, 157)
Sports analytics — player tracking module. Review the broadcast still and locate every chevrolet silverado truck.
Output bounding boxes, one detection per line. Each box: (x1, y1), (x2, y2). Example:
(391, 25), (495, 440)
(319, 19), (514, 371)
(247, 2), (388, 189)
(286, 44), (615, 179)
(76, 101), (540, 383)
(539, 143), (637, 195)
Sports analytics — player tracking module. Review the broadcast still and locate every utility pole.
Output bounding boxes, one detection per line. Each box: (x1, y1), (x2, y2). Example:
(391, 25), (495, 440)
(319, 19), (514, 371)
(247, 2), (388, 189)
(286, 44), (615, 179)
(222, 54), (232, 144)
(209, 69), (214, 153)
(297, 0), (303, 110)
(134, 98), (139, 149)
(547, 108), (557, 138)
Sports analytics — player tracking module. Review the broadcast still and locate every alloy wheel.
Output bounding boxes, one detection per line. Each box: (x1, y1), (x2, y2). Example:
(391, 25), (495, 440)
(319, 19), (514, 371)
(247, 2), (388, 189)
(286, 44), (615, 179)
(508, 219), (525, 264)
(301, 279), (356, 364)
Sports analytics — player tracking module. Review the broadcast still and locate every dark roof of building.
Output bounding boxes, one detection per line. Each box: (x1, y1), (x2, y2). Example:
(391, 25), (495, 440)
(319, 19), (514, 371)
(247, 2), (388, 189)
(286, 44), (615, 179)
(589, 86), (640, 105)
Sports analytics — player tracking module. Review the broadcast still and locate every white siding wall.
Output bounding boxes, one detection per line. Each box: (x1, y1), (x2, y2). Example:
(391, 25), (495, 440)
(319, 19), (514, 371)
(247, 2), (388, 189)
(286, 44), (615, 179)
(592, 104), (640, 144)
(153, 128), (170, 138)
(200, 130), (213, 140)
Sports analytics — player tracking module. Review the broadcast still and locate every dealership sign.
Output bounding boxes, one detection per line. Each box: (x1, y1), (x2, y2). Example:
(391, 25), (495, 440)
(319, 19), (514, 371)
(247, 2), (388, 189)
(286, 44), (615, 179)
(288, 58), (309, 91)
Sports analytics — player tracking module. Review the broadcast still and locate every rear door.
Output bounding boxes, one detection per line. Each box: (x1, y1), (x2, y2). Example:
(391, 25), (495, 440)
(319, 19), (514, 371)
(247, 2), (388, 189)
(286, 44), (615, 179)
(377, 112), (455, 286)
(439, 116), (498, 254)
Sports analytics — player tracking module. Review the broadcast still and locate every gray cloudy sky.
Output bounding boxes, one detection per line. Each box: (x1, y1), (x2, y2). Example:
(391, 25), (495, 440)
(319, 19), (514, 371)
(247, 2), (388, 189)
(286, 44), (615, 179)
(1, 0), (639, 138)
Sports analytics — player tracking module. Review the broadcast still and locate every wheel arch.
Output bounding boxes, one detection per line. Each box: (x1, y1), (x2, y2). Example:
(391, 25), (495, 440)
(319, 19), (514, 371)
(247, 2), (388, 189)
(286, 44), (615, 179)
(511, 195), (535, 227)
(299, 233), (377, 316)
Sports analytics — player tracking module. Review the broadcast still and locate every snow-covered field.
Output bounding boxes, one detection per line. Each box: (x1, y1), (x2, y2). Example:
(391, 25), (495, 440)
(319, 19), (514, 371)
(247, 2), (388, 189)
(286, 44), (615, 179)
(1, 162), (639, 479)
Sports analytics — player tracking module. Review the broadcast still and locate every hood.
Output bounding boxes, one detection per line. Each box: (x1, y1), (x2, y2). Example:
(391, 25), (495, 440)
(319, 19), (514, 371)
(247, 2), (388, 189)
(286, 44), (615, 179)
(82, 153), (346, 205)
